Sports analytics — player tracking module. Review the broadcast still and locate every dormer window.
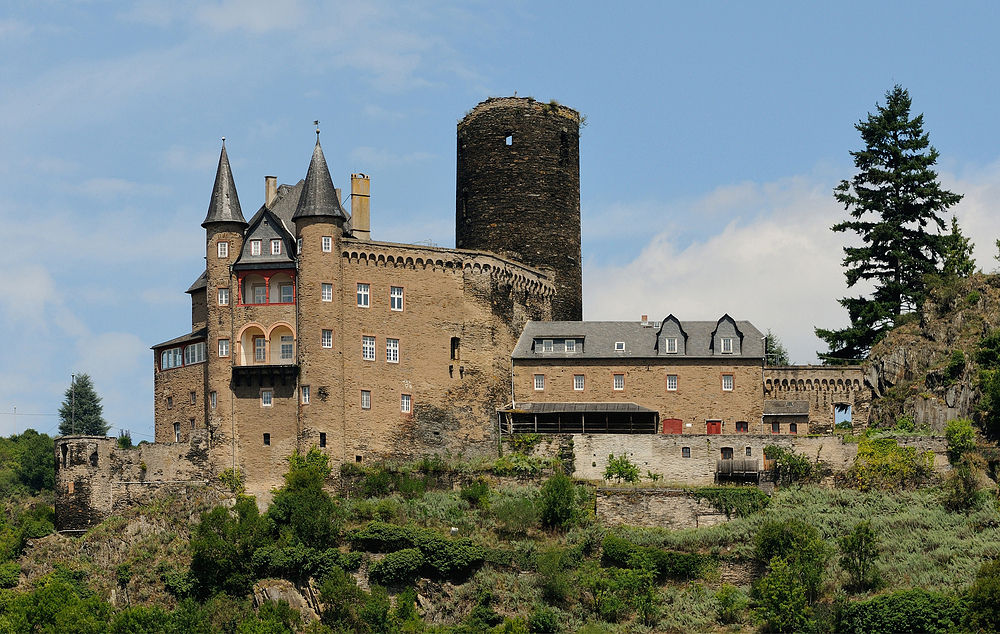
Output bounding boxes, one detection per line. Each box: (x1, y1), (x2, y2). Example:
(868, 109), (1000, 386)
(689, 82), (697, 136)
(615, 341), (625, 352)
(271, 239), (281, 255)
(722, 337), (733, 353)
(251, 240), (261, 256)
(666, 337), (677, 353)
(542, 339), (553, 353)
(565, 339), (576, 353)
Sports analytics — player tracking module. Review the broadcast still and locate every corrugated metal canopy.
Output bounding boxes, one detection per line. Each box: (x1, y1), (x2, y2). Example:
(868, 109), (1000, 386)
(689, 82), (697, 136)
(500, 402), (657, 414)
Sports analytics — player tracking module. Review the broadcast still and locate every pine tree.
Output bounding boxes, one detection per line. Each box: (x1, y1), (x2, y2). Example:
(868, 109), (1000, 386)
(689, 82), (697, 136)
(816, 86), (962, 362)
(58, 373), (109, 436)
(942, 215), (976, 278)
(765, 329), (790, 366)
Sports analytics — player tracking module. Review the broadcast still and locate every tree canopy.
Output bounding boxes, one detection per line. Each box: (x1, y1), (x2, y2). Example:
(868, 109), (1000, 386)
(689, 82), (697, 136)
(765, 329), (790, 366)
(816, 86), (963, 362)
(58, 373), (109, 436)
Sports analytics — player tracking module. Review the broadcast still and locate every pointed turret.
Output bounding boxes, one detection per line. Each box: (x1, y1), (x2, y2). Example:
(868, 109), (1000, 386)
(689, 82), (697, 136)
(292, 136), (348, 222)
(202, 141), (247, 228)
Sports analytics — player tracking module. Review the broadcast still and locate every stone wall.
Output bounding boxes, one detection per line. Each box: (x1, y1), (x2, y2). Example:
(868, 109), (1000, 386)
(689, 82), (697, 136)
(596, 488), (728, 529)
(764, 366), (871, 432)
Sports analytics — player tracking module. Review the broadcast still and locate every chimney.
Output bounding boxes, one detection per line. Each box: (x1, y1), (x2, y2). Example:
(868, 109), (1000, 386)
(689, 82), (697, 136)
(641, 314), (649, 326)
(351, 173), (371, 241)
(264, 176), (277, 208)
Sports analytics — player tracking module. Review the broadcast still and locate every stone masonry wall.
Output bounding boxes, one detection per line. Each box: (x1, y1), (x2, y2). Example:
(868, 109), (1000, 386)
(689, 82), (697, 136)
(764, 366), (871, 432)
(596, 489), (728, 529)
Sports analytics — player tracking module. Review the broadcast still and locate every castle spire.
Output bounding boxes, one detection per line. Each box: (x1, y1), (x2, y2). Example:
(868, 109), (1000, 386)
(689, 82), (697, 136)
(202, 140), (247, 228)
(292, 135), (348, 222)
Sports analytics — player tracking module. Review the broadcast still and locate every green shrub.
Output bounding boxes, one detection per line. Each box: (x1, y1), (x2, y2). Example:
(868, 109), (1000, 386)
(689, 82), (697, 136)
(764, 445), (816, 485)
(847, 437), (934, 490)
(602, 534), (712, 580)
(754, 519), (828, 602)
(839, 520), (880, 591)
(540, 473), (576, 529)
(348, 522), (485, 580)
(945, 349), (966, 383)
(528, 604), (561, 633)
(369, 548), (423, 585)
(0, 561), (20, 589)
(494, 494), (539, 535)
(692, 486), (770, 519)
(895, 414), (915, 433)
(943, 453), (987, 511)
(715, 583), (747, 625)
(752, 557), (812, 633)
(536, 548), (572, 606)
(965, 559), (1000, 631)
(460, 478), (491, 509)
(603, 454), (640, 484)
(834, 588), (963, 634)
(945, 417), (975, 464)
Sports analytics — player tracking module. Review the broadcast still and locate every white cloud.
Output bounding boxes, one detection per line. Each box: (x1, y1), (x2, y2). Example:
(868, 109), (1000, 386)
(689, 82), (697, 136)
(195, 0), (305, 33)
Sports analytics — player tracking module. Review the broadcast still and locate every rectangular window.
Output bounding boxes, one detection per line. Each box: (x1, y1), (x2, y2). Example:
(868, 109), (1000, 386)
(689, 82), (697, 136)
(790, 423), (798, 434)
(565, 339), (576, 353)
(271, 239), (281, 255)
(301, 385), (310, 404)
(534, 374), (545, 391)
(666, 374), (677, 391)
(390, 286), (403, 311)
(682, 447), (691, 458)
(253, 285), (266, 304)
(401, 393), (411, 413)
(357, 283), (370, 307)
(263, 433), (270, 445)
(321, 329), (333, 348)
(362, 336), (376, 361)
(219, 339), (230, 357)
(210, 391), (217, 409)
(251, 240), (261, 256)
(184, 342), (206, 365)
(771, 422), (780, 434)
(167, 396), (173, 409)
(746, 446), (752, 456)
(280, 335), (293, 361)
(190, 418), (195, 429)
(386, 338), (399, 363)
(542, 339), (553, 352)
(254, 337), (266, 362)
(261, 390), (272, 407)
(361, 390), (371, 409)
(217, 242), (229, 258)
(666, 337), (677, 353)
(322, 236), (332, 252)
(615, 341), (625, 351)
(574, 374), (585, 391)
(173, 422), (180, 442)
(190, 391), (196, 405)
(722, 374), (734, 391)
(736, 421), (749, 433)
(321, 283), (333, 302)
(297, 238), (302, 254)
(451, 337), (460, 360)
(722, 337), (733, 353)
(613, 374), (624, 391)
(319, 432), (326, 447)
(218, 288), (229, 305)
(161, 348), (183, 370)
(280, 284), (293, 303)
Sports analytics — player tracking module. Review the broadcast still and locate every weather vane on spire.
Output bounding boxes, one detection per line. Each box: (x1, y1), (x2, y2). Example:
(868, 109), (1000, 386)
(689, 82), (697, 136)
(314, 120), (320, 136)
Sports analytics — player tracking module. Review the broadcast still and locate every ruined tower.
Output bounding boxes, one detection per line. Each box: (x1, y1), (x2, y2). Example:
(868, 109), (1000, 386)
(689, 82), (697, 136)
(456, 97), (583, 321)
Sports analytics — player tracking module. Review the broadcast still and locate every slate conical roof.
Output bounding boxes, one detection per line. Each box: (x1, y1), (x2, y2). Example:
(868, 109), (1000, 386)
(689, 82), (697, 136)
(202, 142), (247, 228)
(292, 136), (348, 222)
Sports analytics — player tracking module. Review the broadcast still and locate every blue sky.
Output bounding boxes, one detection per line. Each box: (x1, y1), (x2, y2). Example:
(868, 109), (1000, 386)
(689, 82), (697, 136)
(3, 1), (1000, 440)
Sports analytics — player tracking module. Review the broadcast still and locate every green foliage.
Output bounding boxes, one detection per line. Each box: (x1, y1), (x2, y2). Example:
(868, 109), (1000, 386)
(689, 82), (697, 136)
(602, 534), (714, 580)
(539, 473), (576, 529)
(493, 492), (539, 535)
(818, 86), (963, 362)
(943, 453), (987, 511)
(510, 433), (541, 453)
(839, 520), (880, 591)
(0, 561), (20, 589)
(460, 478), (491, 509)
(528, 604), (561, 633)
(754, 518), (828, 602)
(58, 373), (110, 436)
(13, 430), (54, 494)
(349, 521), (486, 580)
(692, 486), (770, 519)
(715, 583), (748, 625)
(847, 436), (934, 490)
(219, 468), (245, 495)
(895, 413), (915, 433)
(189, 495), (271, 598)
(834, 588), (963, 634)
(943, 214), (976, 279)
(492, 453), (553, 477)
(945, 349), (966, 384)
(602, 454), (640, 484)
(764, 445), (815, 485)
(369, 548), (424, 585)
(752, 557), (812, 633)
(765, 329), (791, 366)
(535, 548), (573, 606)
(266, 453), (343, 549)
(286, 446), (332, 479)
(116, 430), (132, 449)
(965, 558), (1000, 632)
(946, 417), (976, 464)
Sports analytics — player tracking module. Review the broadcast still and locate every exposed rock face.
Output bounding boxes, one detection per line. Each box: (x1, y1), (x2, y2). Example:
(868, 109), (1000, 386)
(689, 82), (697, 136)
(865, 274), (1000, 429)
(252, 578), (321, 625)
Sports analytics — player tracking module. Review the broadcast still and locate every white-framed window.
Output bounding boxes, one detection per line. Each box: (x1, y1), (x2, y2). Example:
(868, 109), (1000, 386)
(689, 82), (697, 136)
(184, 342), (206, 365)
(667, 374), (678, 391)
(217, 241), (229, 258)
(250, 240), (261, 256)
(279, 284), (294, 303)
(666, 337), (677, 353)
(357, 283), (370, 307)
(542, 339), (553, 352)
(210, 391), (217, 409)
(321, 283), (333, 302)
(161, 348), (183, 369)
(565, 339), (576, 353)
(301, 385), (310, 405)
(362, 335), (376, 360)
(722, 374), (734, 391)
(722, 337), (733, 353)
(322, 236), (332, 252)
(574, 374), (585, 391)
(280, 335), (294, 361)
(174, 422), (180, 442)
(254, 337), (266, 362)
(386, 338), (399, 363)
(534, 374), (545, 391)
(219, 339), (230, 357)
(361, 390), (371, 409)
(297, 238), (302, 254)
(218, 288), (230, 306)
(401, 393), (411, 413)
(271, 239), (281, 255)
(615, 341), (625, 352)
(321, 329), (333, 348)
(613, 374), (625, 391)
(261, 389), (273, 407)
(253, 285), (266, 304)
(390, 286), (404, 311)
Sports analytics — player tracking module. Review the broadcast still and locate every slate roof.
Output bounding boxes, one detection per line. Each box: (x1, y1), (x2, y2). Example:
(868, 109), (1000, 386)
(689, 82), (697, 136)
(292, 137), (348, 222)
(500, 402), (657, 413)
(186, 269), (208, 294)
(202, 143), (247, 228)
(152, 327), (207, 350)
(512, 318), (765, 359)
(233, 206), (296, 270)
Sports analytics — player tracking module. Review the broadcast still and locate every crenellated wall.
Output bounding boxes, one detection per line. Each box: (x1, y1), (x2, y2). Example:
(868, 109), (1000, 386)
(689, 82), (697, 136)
(764, 366), (871, 432)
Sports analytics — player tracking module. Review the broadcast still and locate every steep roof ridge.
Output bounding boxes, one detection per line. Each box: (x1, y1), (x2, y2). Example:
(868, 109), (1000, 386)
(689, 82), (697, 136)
(202, 141), (247, 228)
(292, 137), (348, 222)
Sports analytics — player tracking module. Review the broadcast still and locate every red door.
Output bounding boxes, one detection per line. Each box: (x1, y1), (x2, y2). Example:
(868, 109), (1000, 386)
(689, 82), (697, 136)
(662, 418), (683, 434)
(706, 421), (722, 434)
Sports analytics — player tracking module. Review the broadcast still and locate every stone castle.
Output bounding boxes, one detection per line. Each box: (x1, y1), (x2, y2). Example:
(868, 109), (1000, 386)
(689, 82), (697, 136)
(55, 97), (877, 532)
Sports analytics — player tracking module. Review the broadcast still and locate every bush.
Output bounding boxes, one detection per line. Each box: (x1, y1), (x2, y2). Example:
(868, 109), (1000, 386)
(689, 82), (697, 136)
(370, 548), (424, 586)
(715, 583), (747, 625)
(839, 521), (880, 591)
(348, 522), (485, 580)
(847, 437), (934, 490)
(895, 414), (916, 433)
(945, 349), (966, 383)
(965, 559), (1000, 631)
(603, 454), (640, 484)
(528, 605), (561, 633)
(834, 588), (963, 634)
(540, 473), (576, 529)
(764, 446), (815, 485)
(692, 486), (770, 519)
(755, 519), (828, 602)
(0, 561), (20, 589)
(602, 534), (712, 580)
(494, 494), (539, 535)
(460, 478), (491, 509)
(752, 557), (812, 633)
(945, 417), (976, 465)
(943, 453), (987, 511)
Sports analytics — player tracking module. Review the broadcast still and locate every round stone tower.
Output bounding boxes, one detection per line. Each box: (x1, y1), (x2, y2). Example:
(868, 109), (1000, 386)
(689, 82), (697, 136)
(456, 97), (582, 321)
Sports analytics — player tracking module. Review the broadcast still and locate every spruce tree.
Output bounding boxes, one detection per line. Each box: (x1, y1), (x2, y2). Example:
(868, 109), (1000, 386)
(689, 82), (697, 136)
(58, 373), (110, 436)
(816, 86), (963, 362)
